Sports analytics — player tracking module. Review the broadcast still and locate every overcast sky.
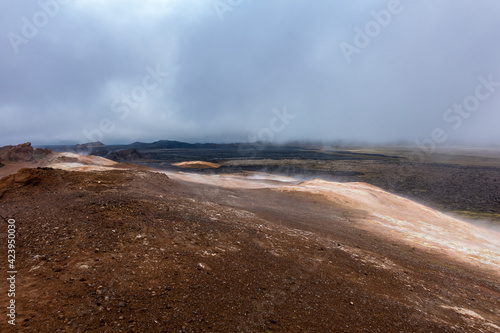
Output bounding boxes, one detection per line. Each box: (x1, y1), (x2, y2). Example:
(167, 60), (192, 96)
(1, 0), (499, 146)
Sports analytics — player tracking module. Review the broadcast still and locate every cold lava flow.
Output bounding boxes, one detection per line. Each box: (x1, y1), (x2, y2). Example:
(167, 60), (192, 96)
(0, 150), (499, 332)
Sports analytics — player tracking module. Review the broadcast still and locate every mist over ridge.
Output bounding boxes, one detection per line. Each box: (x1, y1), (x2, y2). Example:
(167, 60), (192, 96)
(1, 0), (500, 146)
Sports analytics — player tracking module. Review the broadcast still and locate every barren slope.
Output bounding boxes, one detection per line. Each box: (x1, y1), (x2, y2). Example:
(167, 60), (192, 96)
(0, 161), (499, 332)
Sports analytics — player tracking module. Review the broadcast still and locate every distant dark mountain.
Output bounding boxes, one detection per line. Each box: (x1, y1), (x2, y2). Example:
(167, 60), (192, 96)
(41, 140), (241, 156)
(73, 141), (106, 150)
(118, 140), (236, 150)
(104, 148), (144, 162)
(129, 140), (197, 149)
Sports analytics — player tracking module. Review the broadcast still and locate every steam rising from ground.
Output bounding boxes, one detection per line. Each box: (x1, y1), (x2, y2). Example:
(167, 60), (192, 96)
(164, 170), (500, 272)
(41, 153), (500, 273)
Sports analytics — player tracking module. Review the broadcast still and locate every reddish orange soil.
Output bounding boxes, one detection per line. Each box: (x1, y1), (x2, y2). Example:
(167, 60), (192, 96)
(172, 161), (221, 169)
(0, 167), (499, 332)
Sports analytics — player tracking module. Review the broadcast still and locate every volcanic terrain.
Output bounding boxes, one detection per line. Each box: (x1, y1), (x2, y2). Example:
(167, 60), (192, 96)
(0, 146), (499, 332)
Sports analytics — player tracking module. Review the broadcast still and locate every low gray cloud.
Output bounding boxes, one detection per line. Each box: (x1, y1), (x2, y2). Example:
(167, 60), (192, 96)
(1, 0), (499, 146)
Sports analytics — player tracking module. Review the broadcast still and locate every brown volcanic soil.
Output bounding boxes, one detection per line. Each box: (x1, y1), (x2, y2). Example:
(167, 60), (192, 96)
(1, 168), (499, 332)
